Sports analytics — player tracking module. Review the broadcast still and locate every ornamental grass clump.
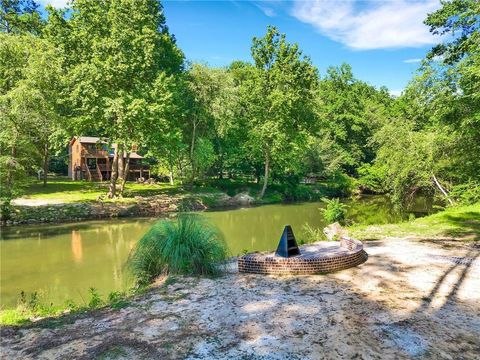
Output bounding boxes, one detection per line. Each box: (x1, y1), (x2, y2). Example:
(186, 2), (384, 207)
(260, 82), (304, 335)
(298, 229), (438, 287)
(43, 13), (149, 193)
(127, 215), (228, 285)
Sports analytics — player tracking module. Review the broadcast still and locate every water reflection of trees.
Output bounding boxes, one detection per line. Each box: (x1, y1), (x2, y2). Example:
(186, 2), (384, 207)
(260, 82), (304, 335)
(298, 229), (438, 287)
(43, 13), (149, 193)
(71, 230), (83, 263)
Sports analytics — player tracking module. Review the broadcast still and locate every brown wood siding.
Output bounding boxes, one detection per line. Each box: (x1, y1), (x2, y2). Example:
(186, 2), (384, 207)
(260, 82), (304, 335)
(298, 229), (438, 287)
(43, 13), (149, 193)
(70, 139), (82, 180)
(69, 137), (149, 181)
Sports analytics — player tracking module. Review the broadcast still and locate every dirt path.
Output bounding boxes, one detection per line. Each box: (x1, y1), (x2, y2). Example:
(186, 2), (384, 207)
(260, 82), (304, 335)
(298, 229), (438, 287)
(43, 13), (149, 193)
(1, 238), (479, 359)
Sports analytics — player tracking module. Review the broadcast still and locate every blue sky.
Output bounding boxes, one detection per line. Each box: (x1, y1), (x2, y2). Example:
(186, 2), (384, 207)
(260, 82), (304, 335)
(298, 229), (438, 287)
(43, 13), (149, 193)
(39, 0), (443, 94)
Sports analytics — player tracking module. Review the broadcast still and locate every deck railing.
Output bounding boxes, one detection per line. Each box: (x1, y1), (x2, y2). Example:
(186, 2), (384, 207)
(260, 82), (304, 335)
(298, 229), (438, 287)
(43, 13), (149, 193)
(81, 149), (109, 157)
(81, 163), (149, 173)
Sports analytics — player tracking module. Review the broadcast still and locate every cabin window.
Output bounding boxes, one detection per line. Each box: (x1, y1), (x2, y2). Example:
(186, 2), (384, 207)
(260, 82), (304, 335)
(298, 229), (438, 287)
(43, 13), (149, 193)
(86, 158), (97, 170)
(86, 144), (96, 152)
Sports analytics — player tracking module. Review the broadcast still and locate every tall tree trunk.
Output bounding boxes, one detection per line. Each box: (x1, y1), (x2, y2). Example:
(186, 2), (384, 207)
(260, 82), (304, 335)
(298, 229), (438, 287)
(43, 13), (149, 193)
(108, 145), (121, 198)
(259, 151), (270, 198)
(218, 147), (224, 180)
(5, 145), (16, 198)
(177, 152), (184, 179)
(168, 162), (174, 185)
(42, 142), (49, 187)
(432, 174), (454, 206)
(190, 120), (197, 184)
(119, 152), (131, 195)
(117, 153), (125, 182)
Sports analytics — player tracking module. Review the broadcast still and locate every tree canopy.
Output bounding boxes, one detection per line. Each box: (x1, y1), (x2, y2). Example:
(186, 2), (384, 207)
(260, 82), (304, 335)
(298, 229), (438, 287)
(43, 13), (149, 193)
(0, 0), (478, 206)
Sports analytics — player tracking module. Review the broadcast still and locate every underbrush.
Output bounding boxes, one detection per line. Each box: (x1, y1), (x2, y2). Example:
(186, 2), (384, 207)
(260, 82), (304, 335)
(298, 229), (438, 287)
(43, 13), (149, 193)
(200, 177), (353, 203)
(0, 288), (134, 327)
(299, 223), (325, 244)
(450, 181), (480, 205)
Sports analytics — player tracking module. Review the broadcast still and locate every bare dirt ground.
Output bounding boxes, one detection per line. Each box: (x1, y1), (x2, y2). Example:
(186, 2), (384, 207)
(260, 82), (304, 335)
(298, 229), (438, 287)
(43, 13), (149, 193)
(1, 237), (479, 360)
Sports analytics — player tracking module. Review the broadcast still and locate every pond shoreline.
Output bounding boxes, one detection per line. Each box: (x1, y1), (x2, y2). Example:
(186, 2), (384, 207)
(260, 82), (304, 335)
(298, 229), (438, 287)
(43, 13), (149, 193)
(3, 196), (416, 309)
(2, 192), (260, 227)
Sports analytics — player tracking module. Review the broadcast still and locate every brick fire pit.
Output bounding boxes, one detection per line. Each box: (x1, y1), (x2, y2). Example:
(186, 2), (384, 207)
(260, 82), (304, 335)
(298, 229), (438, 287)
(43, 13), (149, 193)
(238, 237), (368, 275)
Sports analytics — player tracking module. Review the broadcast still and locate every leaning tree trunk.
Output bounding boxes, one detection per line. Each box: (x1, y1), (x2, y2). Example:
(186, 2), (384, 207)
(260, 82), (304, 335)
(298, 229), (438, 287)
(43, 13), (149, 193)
(432, 174), (454, 206)
(42, 142), (49, 187)
(189, 120), (197, 185)
(259, 151), (270, 199)
(108, 145), (121, 198)
(119, 151), (131, 195)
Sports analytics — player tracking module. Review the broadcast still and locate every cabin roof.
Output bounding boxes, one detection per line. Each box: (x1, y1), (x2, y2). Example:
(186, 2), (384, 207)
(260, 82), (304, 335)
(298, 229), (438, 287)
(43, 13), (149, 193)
(76, 136), (106, 144)
(70, 136), (144, 159)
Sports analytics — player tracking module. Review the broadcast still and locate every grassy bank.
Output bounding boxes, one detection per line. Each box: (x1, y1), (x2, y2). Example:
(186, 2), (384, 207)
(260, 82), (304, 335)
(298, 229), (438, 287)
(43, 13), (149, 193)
(15, 176), (350, 205)
(18, 177), (212, 204)
(348, 203), (480, 241)
(0, 277), (185, 327)
(3, 176), (352, 225)
(0, 287), (134, 327)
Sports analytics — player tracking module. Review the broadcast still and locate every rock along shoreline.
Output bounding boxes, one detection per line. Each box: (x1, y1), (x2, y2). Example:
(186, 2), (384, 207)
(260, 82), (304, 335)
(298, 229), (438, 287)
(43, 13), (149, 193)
(2, 192), (256, 227)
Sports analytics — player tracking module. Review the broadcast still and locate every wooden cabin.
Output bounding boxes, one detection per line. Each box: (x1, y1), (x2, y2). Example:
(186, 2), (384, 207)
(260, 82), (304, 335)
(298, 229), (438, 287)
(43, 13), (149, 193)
(68, 136), (150, 181)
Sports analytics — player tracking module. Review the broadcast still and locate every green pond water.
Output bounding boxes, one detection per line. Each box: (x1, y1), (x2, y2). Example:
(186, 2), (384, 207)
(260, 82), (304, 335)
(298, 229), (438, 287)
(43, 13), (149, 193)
(0, 195), (435, 308)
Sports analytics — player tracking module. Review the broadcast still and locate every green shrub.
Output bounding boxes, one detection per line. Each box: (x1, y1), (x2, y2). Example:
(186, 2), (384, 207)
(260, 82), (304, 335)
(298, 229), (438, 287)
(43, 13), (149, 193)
(127, 215), (228, 285)
(87, 287), (103, 308)
(282, 184), (314, 201)
(0, 197), (13, 222)
(321, 197), (347, 224)
(450, 181), (480, 205)
(327, 172), (356, 197)
(270, 183), (323, 202)
(357, 163), (387, 193)
(261, 191), (283, 204)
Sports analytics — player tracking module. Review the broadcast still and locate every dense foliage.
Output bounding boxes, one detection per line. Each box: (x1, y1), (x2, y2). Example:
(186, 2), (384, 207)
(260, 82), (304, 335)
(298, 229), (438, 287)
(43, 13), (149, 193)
(1, 0), (478, 206)
(127, 216), (227, 283)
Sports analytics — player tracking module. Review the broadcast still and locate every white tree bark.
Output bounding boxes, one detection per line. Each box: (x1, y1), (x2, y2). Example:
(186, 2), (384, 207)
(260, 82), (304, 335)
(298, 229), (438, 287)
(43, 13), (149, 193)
(432, 174), (454, 206)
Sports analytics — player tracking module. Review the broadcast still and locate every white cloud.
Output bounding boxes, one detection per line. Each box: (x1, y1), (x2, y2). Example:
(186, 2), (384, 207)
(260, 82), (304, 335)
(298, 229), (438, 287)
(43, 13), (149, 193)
(403, 58), (422, 63)
(38, 0), (69, 8)
(291, 0), (441, 50)
(255, 3), (276, 17)
(389, 89), (403, 97)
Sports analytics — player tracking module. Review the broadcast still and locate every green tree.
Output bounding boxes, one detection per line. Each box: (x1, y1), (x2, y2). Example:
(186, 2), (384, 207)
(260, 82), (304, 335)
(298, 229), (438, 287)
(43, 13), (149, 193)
(373, 114), (454, 205)
(46, 0), (184, 197)
(367, 0), (479, 206)
(242, 26), (318, 197)
(0, 34), (63, 195)
(425, 0), (479, 64)
(0, 0), (43, 35)
(146, 76), (188, 185)
(182, 63), (238, 183)
(315, 64), (391, 176)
